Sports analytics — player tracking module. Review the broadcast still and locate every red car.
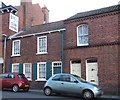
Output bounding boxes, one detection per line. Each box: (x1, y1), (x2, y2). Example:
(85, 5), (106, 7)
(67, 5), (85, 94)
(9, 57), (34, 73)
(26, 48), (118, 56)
(0, 72), (30, 92)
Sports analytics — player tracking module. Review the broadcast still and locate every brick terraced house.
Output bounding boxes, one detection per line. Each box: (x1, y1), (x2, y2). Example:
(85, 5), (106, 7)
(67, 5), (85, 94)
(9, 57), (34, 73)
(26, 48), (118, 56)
(64, 5), (120, 95)
(1, 1), (120, 95)
(7, 21), (65, 88)
(0, 0), (49, 73)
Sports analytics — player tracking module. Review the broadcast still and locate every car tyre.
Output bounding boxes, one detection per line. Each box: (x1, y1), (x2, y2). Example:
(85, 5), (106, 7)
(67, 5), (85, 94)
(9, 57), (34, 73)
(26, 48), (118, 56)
(44, 87), (52, 96)
(83, 90), (94, 99)
(12, 85), (19, 92)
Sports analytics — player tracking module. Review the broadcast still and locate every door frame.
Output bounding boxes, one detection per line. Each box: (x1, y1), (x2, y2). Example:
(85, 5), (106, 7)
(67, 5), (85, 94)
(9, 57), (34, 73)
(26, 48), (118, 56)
(86, 59), (99, 85)
(52, 61), (62, 75)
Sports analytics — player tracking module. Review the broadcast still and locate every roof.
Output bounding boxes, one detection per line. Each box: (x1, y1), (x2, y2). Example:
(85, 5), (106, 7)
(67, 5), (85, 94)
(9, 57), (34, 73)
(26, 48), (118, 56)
(66, 4), (120, 21)
(9, 20), (65, 39)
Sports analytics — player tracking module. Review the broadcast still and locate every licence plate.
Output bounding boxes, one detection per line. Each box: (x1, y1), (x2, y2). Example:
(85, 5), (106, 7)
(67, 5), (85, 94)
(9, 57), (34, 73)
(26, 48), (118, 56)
(25, 85), (29, 87)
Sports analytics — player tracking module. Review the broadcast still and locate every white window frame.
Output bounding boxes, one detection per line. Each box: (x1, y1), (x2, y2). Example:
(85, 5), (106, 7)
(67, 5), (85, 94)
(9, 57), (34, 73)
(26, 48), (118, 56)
(12, 40), (20, 56)
(52, 61), (62, 75)
(37, 36), (47, 55)
(23, 63), (32, 81)
(12, 63), (19, 72)
(77, 24), (89, 46)
(37, 62), (46, 81)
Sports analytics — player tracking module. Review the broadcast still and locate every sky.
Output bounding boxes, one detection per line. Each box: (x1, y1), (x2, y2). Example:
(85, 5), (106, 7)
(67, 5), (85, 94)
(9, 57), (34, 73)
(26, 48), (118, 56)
(0, 0), (120, 22)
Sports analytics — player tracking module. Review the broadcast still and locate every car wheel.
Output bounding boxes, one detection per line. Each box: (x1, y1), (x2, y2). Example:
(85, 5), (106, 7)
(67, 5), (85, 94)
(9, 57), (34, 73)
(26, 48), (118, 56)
(44, 87), (52, 96)
(12, 85), (19, 92)
(83, 90), (94, 99)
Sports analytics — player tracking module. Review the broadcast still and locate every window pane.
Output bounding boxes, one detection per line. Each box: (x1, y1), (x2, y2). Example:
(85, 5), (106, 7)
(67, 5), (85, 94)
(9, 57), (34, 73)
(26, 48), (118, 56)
(38, 63), (46, 79)
(13, 40), (20, 55)
(77, 24), (88, 45)
(12, 64), (19, 72)
(83, 25), (88, 35)
(38, 37), (47, 53)
(24, 63), (32, 79)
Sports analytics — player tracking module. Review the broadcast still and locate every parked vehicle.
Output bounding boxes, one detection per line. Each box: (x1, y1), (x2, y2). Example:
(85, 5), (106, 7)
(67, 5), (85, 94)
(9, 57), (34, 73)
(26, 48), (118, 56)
(44, 73), (103, 99)
(0, 72), (30, 92)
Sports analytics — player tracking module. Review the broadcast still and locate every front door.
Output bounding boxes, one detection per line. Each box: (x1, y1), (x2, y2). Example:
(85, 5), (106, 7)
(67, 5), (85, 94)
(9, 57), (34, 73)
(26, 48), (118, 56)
(52, 61), (62, 75)
(86, 60), (98, 85)
(70, 61), (81, 77)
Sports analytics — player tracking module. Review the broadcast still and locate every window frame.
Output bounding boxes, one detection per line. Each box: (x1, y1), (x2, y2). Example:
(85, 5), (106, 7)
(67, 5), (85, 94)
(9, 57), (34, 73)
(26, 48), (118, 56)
(77, 24), (89, 46)
(12, 63), (19, 73)
(12, 40), (21, 56)
(23, 63), (32, 81)
(37, 36), (47, 55)
(36, 62), (47, 81)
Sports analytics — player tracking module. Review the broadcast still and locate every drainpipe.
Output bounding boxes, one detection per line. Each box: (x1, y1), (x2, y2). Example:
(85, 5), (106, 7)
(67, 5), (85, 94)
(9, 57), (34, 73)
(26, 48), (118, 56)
(3, 34), (7, 73)
(61, 30), (65, 73)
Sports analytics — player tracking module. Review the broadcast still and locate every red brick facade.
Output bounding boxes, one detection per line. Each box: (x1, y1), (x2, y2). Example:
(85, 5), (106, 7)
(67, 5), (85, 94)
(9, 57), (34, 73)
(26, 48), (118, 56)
(64, 11), (119, 94)
(16, 0), (49, 30)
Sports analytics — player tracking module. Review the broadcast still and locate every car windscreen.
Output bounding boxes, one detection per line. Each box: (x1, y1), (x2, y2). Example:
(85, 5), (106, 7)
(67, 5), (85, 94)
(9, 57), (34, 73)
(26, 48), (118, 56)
(73, 74), (87, 83)
(18, 74), (26, 78)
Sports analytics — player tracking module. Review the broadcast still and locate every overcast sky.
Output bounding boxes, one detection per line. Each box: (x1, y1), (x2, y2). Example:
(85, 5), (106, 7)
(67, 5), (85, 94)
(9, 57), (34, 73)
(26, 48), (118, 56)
(0, 0), (120, 22)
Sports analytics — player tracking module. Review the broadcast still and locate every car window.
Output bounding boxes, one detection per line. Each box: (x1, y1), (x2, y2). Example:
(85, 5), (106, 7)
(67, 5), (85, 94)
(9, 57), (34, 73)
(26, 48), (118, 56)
(61, 75), (70, 82)
(0, 74), (8, 78)
(73, 74), (87, 83)
(8, 74), (15, 78)
(18, 74), (26, 78)
(61, 75), (78, 83)
(52, 75), (61, 81)
(70, 76), (78, 83)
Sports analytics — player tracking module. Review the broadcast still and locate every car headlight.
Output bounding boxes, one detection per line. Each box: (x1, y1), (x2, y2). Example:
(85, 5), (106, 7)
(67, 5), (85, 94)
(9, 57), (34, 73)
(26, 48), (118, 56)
(94, 87), (98, 91)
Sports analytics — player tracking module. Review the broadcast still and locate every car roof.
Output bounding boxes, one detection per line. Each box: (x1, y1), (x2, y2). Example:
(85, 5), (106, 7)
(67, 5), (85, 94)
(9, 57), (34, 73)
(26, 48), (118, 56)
(52, 73), (73, 76)
(0, 72), (22, 75)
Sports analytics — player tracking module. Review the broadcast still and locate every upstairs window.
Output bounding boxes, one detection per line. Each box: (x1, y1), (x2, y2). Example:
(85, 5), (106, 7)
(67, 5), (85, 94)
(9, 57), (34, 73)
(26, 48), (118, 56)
(77, 24), (89, 46)
(37, 36), (47, 54)
(12, 40), (20, 56)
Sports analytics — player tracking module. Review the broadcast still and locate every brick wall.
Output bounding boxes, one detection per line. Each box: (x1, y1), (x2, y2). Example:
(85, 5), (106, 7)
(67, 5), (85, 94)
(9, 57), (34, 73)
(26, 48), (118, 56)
(6, 31), (62, 71)
(64, 12), (119, 49)
(2, 13), (16, 36)
(16, 1), (48, 30)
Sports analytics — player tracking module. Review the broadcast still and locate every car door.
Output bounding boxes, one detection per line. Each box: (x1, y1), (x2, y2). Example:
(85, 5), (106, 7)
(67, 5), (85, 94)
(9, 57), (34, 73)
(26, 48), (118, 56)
(3, 74), (14, 88)
(60, 75), (80, 94)
(51, 74), (64, 92)
(2, 73), (9, 88)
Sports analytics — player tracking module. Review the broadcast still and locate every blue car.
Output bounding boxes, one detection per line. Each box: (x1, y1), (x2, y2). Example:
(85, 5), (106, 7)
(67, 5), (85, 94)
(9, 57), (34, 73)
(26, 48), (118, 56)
(44, 73), (103, 99)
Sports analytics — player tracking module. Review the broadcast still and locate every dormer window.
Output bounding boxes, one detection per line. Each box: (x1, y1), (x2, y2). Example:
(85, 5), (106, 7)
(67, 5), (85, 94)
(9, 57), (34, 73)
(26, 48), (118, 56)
(77, 24), (89, 46)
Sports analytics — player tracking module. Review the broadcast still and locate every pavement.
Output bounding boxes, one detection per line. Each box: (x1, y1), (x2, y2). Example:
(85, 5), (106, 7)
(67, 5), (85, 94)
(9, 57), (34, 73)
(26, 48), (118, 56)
(29, 89), (120, 99)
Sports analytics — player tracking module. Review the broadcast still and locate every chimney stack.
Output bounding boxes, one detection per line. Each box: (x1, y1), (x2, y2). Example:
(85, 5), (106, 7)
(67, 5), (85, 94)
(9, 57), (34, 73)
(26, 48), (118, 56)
(42, 5), (49, 23)
(21, 0), (33, 30)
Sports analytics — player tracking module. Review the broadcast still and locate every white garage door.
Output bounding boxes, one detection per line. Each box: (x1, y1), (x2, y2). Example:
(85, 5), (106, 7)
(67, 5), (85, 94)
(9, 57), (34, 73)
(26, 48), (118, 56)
(71, 61), (81, 77)
(86, 60), (98, 85)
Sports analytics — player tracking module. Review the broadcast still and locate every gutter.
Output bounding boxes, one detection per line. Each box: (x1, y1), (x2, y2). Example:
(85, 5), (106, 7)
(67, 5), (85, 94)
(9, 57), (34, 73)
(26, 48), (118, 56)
(8, 28), (66, 40)
(2, 34), (7, 73)
(61, 30), (65, 73)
